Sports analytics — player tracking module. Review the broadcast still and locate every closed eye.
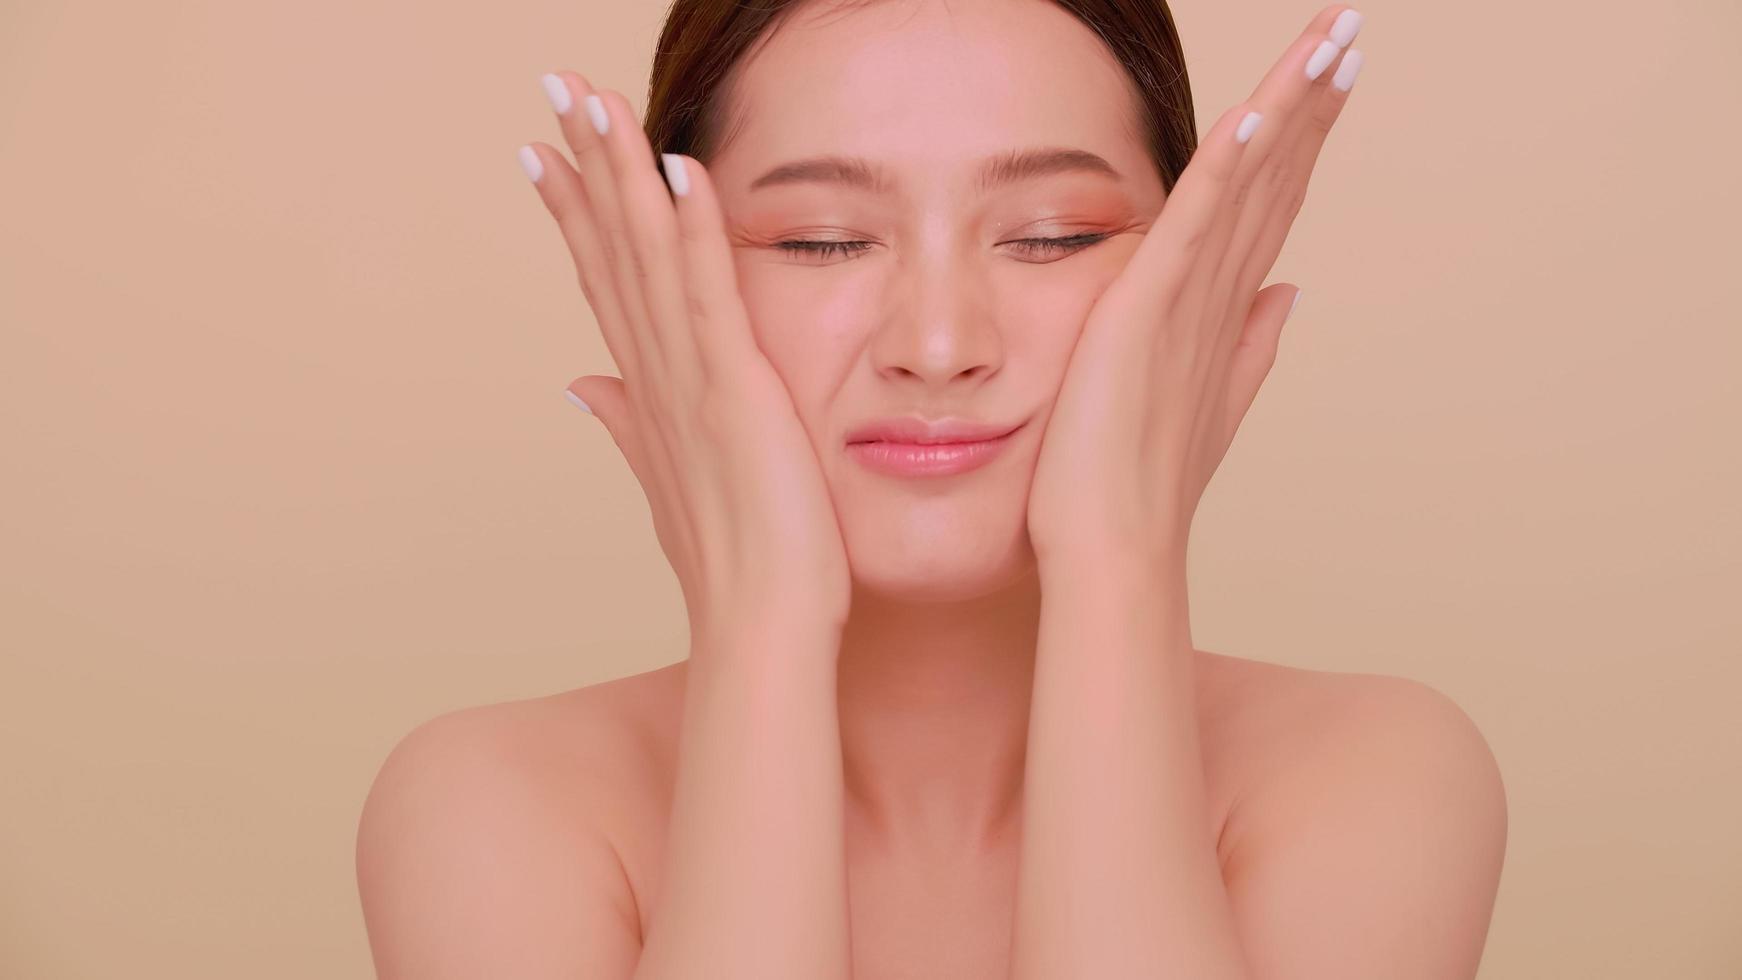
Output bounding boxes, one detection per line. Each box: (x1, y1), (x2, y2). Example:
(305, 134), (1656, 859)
(773, 233), (1110, 263)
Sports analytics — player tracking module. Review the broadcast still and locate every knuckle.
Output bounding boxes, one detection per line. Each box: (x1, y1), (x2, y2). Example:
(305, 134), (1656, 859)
(1282, 183), (1308, 220)
(598, 231), (622, 268)
(685, 286), (712, 325)
(569, 137), (604, 168)
(620, 233), (653, 280)
(603, 233), (644, 282)
(1228, 178), (1252, 214)
(1265, 158), (1291, 191)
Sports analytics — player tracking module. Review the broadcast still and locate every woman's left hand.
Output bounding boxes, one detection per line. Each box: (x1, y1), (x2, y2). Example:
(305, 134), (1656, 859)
(1027, 4), (1363, 576)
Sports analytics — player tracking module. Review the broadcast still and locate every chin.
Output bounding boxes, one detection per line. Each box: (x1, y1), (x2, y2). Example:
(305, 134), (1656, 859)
(842, 512), (1038, 605)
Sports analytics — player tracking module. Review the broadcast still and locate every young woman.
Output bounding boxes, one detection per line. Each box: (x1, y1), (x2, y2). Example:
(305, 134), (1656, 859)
(356, 1), (1507, 977)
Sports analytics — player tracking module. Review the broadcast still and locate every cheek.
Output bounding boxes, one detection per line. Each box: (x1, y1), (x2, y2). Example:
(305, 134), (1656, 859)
(736, 244), (1134, 408)
(736, 267), (870, 413)
(989, 261), (1121, 367)
(998, 239), (1136, 319)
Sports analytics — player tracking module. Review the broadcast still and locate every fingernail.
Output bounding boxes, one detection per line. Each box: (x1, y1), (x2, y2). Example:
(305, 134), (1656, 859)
(1287, 287), (1303, 322)
(661, 153), (690, 197)
(564, 389), (593, 414)
(1235, 111), (1263, 144)
(585, 94), (610, 135)
(518, 145), (543, 183)
(540, 72), (572, 115)
(1305, 39), (1339, 80)
(1329, 9), (1363, 48)
(1332, 49), (1364, 92)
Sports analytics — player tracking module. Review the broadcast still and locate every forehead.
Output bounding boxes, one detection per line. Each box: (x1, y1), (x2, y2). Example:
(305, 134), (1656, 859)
(713, 0), (1147, 194)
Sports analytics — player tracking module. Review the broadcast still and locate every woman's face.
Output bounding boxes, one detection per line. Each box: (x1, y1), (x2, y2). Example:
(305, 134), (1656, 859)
(706, 0), (1168, 603)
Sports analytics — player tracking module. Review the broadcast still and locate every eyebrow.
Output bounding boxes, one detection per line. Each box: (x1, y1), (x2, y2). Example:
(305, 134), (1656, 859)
(748, 146), (1123, 194)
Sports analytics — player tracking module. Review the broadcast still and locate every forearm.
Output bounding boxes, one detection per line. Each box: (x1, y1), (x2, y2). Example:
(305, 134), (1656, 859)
(632, 617), (852, 980)
(1010, 558), (1250, 980)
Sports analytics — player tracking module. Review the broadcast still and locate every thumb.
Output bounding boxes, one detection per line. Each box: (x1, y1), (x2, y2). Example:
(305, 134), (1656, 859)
(564, 375), (637, 460)
(1220, 283), (1301, 442)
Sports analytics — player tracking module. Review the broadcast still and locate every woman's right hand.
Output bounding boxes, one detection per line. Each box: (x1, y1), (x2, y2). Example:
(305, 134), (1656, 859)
(520, 73), (853, 645)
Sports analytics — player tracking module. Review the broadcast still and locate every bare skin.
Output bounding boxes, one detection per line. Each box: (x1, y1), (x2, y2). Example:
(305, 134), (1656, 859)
(377, 645), (1455, 980)
(358, 1), (1505, 975)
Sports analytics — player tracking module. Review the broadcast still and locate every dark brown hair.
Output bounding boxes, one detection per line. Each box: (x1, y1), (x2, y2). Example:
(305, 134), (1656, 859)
(641, 0), (1198, 193)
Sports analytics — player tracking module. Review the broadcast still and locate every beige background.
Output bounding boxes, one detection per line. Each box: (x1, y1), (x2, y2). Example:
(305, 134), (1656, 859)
(3, 0), (1738, 976)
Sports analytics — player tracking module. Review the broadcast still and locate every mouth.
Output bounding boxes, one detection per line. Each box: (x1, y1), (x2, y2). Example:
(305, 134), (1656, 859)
(845, 421), (1024, 478)
(844, 416), (1024, 446)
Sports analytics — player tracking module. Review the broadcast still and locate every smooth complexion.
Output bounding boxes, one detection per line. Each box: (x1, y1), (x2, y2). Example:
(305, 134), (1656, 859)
(695, 0), (1177, 854)
(358, 2), (1508, 978)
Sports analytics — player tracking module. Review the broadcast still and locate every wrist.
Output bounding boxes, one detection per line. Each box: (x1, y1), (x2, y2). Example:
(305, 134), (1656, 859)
(1040, 546), (1193, 633)
(690, 607), (844, 669)
(1037, 543), (1188, 594)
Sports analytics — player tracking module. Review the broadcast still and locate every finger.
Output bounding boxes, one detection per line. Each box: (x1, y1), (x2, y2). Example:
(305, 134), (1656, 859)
(1218, 283), (1300, 448)
(1106, 99), (1262, 355)
(1175, 5), (1358, 372)
(591, 88), (706, 391)
(545, 72), (668, 370)
(1204, 9), (1363, 373)
(1224, 46), (1363, 343)
(519, 138), (642, 386)
(658, 152), (760, 377)
(565, 375), (702, 593)
(565, 374), (637, 463)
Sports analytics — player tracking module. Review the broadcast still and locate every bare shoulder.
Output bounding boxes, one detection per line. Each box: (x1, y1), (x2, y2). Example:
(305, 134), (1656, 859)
(1194, 647), (1508, 874)
(354, 663), (684, 977)
(1192, 652), (1509, 973)
(1195, 647), (1488, 737)
(1196, 648), (1505, 803)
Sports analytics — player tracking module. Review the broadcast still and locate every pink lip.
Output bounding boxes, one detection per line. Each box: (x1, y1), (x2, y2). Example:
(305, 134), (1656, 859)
(846, 423), (1022, 477)
(845, 416), (1023, 445)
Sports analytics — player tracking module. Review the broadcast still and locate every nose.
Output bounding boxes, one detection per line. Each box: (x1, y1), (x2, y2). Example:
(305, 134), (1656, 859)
(867, 252), (1004, 389)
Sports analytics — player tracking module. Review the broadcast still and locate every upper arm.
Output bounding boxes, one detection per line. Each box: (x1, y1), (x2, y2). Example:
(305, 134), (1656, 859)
(355, 708), (643, 979)
(1222, 677), (1509, 980)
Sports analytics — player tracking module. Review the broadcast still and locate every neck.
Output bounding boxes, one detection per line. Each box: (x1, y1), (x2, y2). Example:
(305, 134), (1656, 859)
(835, 563), (1041, 862)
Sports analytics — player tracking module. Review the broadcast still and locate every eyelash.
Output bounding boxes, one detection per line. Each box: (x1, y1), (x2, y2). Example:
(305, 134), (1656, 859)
(773, 232), (1109, 262)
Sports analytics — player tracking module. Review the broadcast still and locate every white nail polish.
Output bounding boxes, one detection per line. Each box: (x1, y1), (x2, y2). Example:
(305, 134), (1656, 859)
(1288, 288), (1303, 321)
(1235, 111), (1263, 144)
(585, 94), (610, 135)
(661, 153), (690, 197)
(564, 389), (593, 414)
(540, 73), (572, 115)
(1305, 39), (1339, 80)
(1332, 49), (1364, 92)
(1329, 9), (1363, 49)
(518, 144), (543, 183)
